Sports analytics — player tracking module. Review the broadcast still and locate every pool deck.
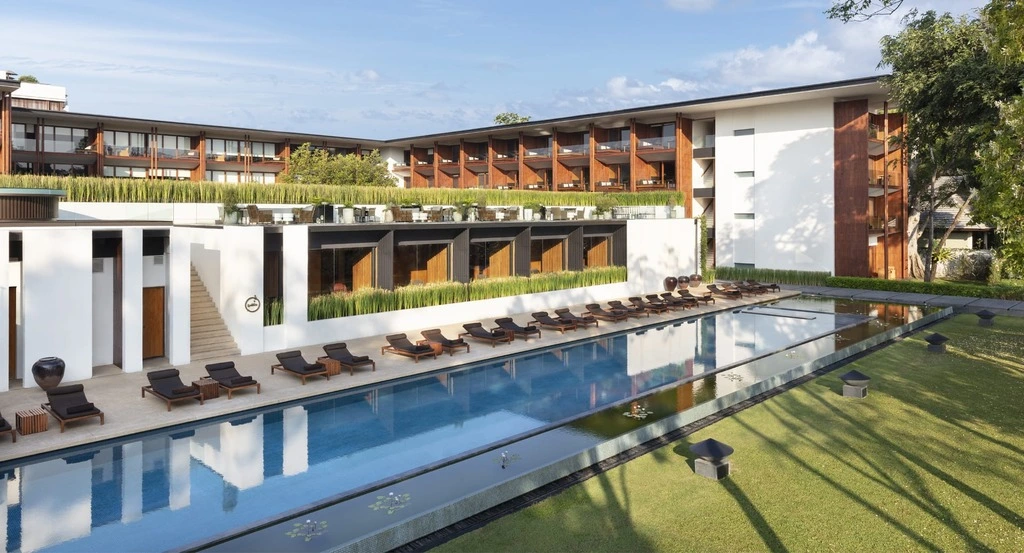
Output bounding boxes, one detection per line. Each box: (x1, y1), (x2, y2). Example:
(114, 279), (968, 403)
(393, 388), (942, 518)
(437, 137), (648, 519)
(0, 290), (799, 464)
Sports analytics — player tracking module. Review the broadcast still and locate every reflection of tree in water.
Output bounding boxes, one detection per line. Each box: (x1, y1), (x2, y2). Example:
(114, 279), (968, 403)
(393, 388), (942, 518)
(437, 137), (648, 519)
(223, 481), (239, 512)
(693, 374), (718, 403)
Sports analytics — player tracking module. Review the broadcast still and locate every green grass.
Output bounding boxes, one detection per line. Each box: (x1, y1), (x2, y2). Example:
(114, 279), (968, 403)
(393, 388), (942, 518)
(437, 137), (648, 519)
(436, 315), (1024, 552)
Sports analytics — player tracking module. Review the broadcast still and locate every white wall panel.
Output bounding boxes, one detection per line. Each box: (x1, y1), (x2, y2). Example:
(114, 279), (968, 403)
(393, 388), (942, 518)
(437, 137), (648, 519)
(122, 229), (144, 372)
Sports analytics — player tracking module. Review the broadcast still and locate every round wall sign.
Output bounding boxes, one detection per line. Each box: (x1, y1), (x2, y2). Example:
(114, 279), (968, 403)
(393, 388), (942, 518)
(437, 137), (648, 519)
(245, 295), (261, 313)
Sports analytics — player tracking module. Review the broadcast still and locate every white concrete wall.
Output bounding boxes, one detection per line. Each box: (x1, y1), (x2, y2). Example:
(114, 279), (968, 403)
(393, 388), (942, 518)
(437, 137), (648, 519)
(219, 226), (265, 354)
(22, 228), (93, 385)
(715, 98), (835, 272)
(189, 229), (222, 311)
(626, 218), (698, 295)
(123, 229), (144, 373)
(168, 228), (191, 365)
(0, 231), (8, 391)
(379, 146), (407, 187)
(92, 258), (115, 366)
(59, 202), (221, 225)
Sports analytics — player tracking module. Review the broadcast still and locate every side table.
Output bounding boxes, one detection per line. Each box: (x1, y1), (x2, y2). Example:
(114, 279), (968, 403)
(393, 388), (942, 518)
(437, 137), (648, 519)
(17, 408), (48, 436)
(192, 378), (220, 400)
(317, 357), (342, 377)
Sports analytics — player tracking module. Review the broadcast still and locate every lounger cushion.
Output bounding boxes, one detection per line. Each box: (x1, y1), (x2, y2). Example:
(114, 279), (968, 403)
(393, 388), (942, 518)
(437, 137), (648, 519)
(66, 403), (96, 415)
(172, 386), (196, 395)
(229, 376), (255, 386)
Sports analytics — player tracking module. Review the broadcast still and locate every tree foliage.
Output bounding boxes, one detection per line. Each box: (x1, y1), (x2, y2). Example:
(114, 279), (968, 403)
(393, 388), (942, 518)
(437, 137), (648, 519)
(279, 144), (396, 187)
(17, 74), (39, 83)
(825, 0), (904, 22)
(493, 112), (531, 125)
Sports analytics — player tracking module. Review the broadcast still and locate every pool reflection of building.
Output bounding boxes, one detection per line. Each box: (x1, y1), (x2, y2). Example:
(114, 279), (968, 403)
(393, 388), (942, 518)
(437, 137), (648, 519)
(0, 303), (874, 552)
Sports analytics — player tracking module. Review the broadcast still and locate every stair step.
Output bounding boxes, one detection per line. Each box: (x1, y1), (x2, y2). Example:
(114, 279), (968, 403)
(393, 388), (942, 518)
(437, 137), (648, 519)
(191, 328), (232, 339)
(191, 341), (240, 355)
(190, 349), (241, 362)
(192, 336), (237, 349)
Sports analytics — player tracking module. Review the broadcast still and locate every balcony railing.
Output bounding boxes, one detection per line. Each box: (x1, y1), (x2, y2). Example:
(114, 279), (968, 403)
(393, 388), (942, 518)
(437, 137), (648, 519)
(494, 151), (517, 160)
(557, 144), (588, 156)
(251, 153), (284, 163)
(106, 145), (149, 158)
(466, 153), (487, 162)
(524, 147), (551, 158)
(637, 136), (675, 150)
(595, 140), (629, 153)
(206, 152), (242, 162)
(868, 216), (885, 231)
(694, 135), (716, 149)
(155, 147), (199, 160)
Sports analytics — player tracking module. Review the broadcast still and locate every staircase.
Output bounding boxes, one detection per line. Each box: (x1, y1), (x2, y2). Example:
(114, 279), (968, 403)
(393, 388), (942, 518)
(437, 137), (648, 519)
(191, 265), (241, 362)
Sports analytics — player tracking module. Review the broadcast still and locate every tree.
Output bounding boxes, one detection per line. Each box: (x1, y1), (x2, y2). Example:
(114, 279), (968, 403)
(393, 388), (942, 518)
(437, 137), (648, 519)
(825, 0), (905, 22)
(280, 144), (396, 187)
(493, 112), (530, 125)
(17, 74), (39, 83)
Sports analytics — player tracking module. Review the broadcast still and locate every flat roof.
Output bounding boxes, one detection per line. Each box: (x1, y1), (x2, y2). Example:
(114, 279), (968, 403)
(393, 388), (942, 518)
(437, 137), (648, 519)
(0, 187), (65, 197)
(11, 76), (889, 147)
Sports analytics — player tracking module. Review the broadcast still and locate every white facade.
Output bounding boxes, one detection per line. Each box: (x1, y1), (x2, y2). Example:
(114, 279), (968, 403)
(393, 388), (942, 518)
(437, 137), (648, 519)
(714, 98), (835, 272)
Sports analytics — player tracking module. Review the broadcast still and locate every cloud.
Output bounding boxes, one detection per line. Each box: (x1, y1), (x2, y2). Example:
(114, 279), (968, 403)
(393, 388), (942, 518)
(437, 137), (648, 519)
(710, 31), (848, 87)
(664, 0), (717, 12)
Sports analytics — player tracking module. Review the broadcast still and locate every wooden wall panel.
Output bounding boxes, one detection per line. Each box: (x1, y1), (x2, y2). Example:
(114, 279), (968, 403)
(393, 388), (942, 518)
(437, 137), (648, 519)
(308, 251), (323, 294)
(567, 228), (583, 272)
(677, 115), (694, 216)
(541, 240), (564, 272)
(612, 226), (626, 266)
(453, 230), (470, 283)
(514, 228), (531, 276)
(377, 231), (395, 290)
(142, 286), (165, 360)
(834, 99), (869, 277)
(489, 242), (512, 277)
(586, 237), (610, 267)
(352, 249), (374, 290)
(426, 244), (449, 283)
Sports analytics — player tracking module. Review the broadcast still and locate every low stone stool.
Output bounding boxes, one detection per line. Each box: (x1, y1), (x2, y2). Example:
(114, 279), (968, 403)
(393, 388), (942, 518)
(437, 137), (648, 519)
(689, 438), (734, 481)
(976, 310), (996, 327)
(840, 369), (870, 399)
(925, 333), (949, 353)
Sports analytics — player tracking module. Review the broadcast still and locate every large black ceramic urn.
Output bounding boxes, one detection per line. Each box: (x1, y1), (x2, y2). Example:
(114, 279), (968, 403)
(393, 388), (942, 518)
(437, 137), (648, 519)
(31, 356), (66, 391)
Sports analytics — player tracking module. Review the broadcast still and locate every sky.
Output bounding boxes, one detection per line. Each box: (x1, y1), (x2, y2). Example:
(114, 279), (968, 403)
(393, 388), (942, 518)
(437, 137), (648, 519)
(4, 0), (986, 139)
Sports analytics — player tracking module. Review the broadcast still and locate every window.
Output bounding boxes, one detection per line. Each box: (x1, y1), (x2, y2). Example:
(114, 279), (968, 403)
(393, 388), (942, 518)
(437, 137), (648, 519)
(470, 241), (513, 280)
(13, 162), (33, 174)
(155, 134), (193, 158)
(43, 163), (87, 176)
(735, 171), (754, 178)
(43, 126), (91, 153)
(734, 128), (754, 136)
(394, 243), (449, 286)
(309, 247), (375, 295)
(12, 123), (35, 150)
(734, 263), (756, 269)
(583, 236), (612, 267)
(104, 131), (149, 156)
(250, 141), (278, 161)
(150, 168), (191, 180)
(206, 138), (243, 161)
(734, 213), (755, 220)
(104, 166), (147, 178)
(530, 238), (564, 273)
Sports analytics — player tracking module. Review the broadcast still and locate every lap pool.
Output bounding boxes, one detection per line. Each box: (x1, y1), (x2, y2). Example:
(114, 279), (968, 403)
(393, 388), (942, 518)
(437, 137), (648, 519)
(0, 297), (942, 553)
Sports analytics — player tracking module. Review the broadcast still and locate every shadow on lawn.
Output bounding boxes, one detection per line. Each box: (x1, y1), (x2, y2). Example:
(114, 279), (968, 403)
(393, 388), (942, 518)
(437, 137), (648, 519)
(671, 440), (789, 553)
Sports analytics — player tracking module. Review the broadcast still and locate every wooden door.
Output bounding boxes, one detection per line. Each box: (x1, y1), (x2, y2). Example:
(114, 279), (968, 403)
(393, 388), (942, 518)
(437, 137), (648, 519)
(8, 287), (15, 381)
(142, 287), (165, 359)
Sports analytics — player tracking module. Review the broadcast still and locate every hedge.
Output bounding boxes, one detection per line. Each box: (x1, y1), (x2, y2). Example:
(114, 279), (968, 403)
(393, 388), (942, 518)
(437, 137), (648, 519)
(715, 267), (832, 286)
(0, 175), (683, 208)
(825, 276), (1024, 301)
(304, 266), (627, 322)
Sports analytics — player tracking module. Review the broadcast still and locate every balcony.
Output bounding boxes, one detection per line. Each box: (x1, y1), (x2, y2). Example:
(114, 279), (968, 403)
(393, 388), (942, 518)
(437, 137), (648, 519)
(595, 140), (629, 153)
(525, 147), (552, 158)
(251, 153), (285, 164)
(636, 179), (674, 191)
(206, 152), (242, 162)
(693, 135), (715, 159)
(637, 136), (675, 150)
(155, 147), (199, 160)
(493, 151), (517, 161)
(557, 144), (588, 156)
(106, 145), (149, 158)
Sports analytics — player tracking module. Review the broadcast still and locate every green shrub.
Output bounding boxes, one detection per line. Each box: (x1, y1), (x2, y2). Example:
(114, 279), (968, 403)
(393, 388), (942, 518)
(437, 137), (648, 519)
(715, 267), (832, 286)
(0, 175), (683, 208)
(264, 297), (283, 326)
(306, 266), (627, 321)
(824, 276), (1024, 300)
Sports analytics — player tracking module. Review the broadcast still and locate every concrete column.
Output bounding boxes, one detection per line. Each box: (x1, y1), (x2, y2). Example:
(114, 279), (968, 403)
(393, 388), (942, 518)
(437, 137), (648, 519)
(282, 226), (309, 346)
(121, 228), (143, 372)
(167, 227), (191, 366)
(22, 228), (93, 385)
(0, 230), (9, 392)
(221, 226), (264, 354)
(121, 441), (143, 523)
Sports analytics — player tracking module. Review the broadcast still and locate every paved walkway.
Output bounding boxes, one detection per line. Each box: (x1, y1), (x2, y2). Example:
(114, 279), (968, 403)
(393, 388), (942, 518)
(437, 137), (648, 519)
(0, 290), (799, 463)
(787, 285), (1024, 316)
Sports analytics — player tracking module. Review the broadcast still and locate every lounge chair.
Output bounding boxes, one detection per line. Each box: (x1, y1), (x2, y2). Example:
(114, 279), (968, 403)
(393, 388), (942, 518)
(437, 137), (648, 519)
(272, 351), (331, 384)
(650, 293), (688, 310)
(530, 312), (577, 333)
(205, 361), (262, 398)
(554, 308), (599, 328)
(732, 281), (766, 295)
(678, 288), (714, 305)
(42, 384), (105, 432)
(746, 279), (781, 292)
(320, 342), (377, 374)
(708, 284), (743, 299)
(585, 304), (629, 322)
(381, 333), (437, 362)
(644, 294), (677, 311)
(459, 322), (514, 346)
(630, 296), (668, 314)
(421, 329), (471, 356)
(495, 317), (543, 340)
(662, 291), (698, 308)
(608, 300), (649, 318)
(142, 369), (204, 411)
(0, 412), (14, 442)
(246, 204), (273, 224)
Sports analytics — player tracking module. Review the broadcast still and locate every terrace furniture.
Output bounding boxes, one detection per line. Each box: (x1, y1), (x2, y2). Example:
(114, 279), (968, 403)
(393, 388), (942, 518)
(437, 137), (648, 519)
(746, 279), (780, 292)
(459, 322), (514, 346)
(246, 204), (274, 225)
(142, 369), (204, 411)
(585, 304), (629, 322)
(530, 312), (577, 333)
(661, 292), (697, 308)
(630, 296), (669, 314)
(707, 284), (743, 299)
(15, 409), (47, 435)
(292, 207), (315, 224)
(504, 207), (519, 221)
(205, 361), (262, 398)
(549, 207), (568, 220)
(272, 351), (330, 384)
(0, 412), (14, 442)
(554, 308), (599, 328)
(192, 377), (221, 400)
(678, 288), (714, 305)
(731, 281), (766, 295)
(495, 317), (542, 340)
(650, 293), (688, 310)
(390, 207), (414, 223)
(420, 329), (471, 356)
(608, 300), (649, 318)
(381, 333), (437, 362)
(644, 294), (676, 311)
(320, 342), (377, 375)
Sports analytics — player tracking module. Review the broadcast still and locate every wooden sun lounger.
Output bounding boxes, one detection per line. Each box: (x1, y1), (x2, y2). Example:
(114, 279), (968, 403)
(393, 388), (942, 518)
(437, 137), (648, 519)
(421, 329), (471, 355)
(206, 361), (261, 398)
(459, 323), (514, 346)
(530, 312), (577, 333)
(381, 333), (437, 362)
(42, 384), (105, 432)
(320, 342), (377, 374)
(142, 368), (204, 411)
(272, 351), (331, 384)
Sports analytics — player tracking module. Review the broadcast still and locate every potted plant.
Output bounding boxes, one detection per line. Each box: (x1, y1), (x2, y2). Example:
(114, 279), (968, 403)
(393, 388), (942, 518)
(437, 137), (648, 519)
(666, 195), (680, 218)
(383, 200), (397, 222)
(341, 201), (356, 224)
(594, 196), (617, 220)
(221, 186), (242, 224)
(523, 201), (543, 221)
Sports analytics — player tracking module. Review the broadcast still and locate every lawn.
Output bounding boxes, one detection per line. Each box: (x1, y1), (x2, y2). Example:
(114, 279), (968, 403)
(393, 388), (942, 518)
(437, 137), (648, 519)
(436, 314), (1024, 552)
